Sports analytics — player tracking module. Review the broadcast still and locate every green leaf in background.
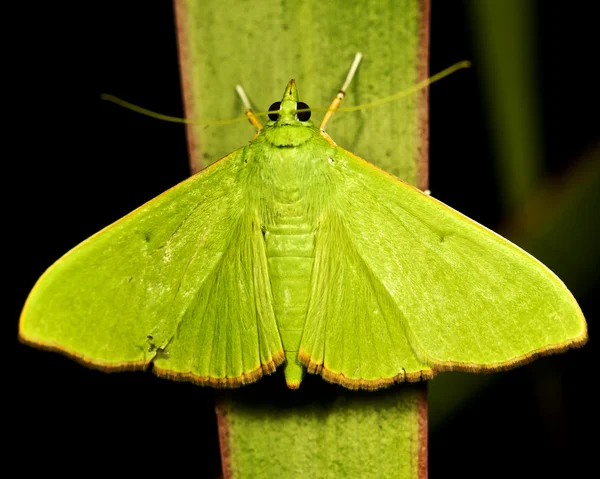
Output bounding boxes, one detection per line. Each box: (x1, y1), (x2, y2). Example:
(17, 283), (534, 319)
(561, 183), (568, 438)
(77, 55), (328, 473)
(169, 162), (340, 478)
(468, 0), (541, 212)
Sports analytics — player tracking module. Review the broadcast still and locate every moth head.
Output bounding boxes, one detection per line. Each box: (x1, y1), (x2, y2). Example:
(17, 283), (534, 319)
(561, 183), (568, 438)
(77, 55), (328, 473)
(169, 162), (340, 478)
(267, 79), (312, 125)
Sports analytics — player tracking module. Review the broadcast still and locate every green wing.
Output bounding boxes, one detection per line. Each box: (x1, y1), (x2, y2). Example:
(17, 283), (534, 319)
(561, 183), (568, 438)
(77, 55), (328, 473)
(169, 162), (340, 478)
(299, 212), (433, 390)
(299, 148), (587, 389)
(20, 150), (284, 387)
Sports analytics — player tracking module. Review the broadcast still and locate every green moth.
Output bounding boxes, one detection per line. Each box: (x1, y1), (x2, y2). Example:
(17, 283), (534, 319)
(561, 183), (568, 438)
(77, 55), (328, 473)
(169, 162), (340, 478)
(19, 60), (587, 390)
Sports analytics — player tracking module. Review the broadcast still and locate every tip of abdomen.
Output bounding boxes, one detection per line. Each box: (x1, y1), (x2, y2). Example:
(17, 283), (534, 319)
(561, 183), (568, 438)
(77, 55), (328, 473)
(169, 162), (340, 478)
(284, 350), (305, 389)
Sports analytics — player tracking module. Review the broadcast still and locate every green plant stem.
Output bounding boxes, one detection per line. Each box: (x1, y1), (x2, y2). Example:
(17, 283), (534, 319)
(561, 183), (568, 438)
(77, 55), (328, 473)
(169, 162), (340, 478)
(174, 1), (430, 477)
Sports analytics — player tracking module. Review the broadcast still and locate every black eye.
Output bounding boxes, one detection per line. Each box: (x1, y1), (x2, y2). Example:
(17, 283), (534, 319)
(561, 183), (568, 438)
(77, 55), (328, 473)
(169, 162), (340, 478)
(296, 102), (311, 121)
(268, 102), (281, 121)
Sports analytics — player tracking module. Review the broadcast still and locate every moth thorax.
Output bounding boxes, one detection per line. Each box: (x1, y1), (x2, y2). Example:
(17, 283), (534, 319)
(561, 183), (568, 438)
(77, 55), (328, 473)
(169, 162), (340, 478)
(273, 184), (302, 204)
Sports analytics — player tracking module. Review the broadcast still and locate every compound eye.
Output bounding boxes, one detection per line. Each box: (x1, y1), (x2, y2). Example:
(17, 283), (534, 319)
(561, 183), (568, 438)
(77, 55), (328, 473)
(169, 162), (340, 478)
(268, 102), (281, 121)
(296, 101), (311, 121)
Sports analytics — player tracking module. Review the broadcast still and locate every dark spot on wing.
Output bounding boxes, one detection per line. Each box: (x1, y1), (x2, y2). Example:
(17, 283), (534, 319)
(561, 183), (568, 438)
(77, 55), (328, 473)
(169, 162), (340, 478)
(439, 232), (452, 243)
(155, 347), (169, 360)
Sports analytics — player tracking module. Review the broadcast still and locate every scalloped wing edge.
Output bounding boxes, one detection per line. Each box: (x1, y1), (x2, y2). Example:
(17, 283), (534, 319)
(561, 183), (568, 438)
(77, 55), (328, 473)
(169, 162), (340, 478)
(298, 328), (587, 391)
(19, 333), (285, 388)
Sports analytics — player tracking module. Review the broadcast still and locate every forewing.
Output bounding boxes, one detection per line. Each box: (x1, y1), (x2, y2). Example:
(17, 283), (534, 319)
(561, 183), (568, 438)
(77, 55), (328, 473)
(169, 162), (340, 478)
(325, 148), (587, 375)
(20, 150), (284, 386)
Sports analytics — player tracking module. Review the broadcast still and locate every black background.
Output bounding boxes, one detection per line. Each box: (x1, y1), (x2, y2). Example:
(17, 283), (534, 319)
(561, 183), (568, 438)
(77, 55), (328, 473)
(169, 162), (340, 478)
(13, 2), (596, 477)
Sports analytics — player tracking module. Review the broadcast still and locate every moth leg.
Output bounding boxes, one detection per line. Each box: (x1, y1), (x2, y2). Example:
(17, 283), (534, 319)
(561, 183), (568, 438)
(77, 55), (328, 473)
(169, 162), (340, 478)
(320, 52), (362, 131)
(235, 85), (262, 130)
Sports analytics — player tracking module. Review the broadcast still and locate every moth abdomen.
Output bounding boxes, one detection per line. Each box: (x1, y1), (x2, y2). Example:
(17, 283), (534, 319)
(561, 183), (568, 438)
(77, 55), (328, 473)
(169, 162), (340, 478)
(264, 215), (315, 388)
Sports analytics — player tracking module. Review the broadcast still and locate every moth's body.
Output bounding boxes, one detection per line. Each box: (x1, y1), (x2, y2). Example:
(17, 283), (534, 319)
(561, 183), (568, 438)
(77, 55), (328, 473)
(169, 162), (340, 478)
(257, 143), (316, 387)
(245, 132), (331, 387)
(235, 84), (340, 387)
(19, 80), (587, 390)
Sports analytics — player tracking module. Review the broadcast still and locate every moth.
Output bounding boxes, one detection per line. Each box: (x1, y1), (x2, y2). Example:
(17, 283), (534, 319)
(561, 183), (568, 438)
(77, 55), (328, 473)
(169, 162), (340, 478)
(19, 56), (587, 390)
